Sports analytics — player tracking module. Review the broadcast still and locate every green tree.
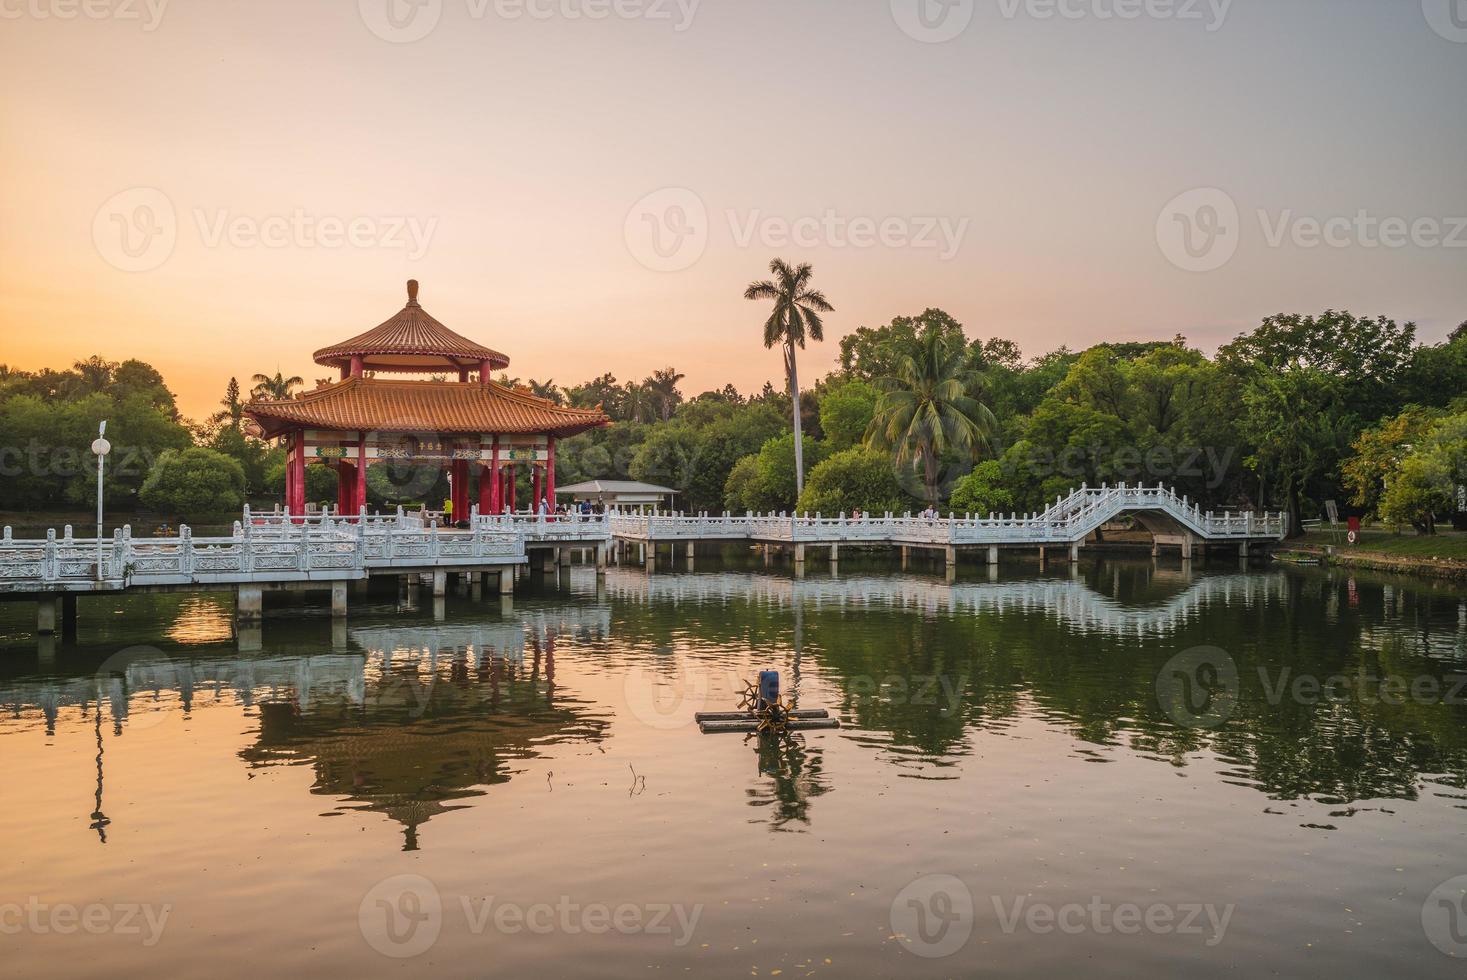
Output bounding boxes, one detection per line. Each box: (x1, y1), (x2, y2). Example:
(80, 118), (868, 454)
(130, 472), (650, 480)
(818, 379), (878, 450)
(1378, 414), (1467, 534)
(139, 447), (247, 515)
(795, 447), (907, 516)
(865, 326), (996, 505)
(723, 455), (761, 513)
(744, 259), (834, 496)
(949, 460), (1016, 517)
(1342, 406), (1445, 513)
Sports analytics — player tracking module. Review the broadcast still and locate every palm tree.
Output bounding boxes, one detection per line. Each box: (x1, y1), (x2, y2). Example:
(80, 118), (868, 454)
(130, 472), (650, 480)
(743, 259), (834, 494)
(865, 326), (996, 506)
(528, 379), (564, 405)
(621, 381), (655, 423)
(250, 371), (304, 401)
(645, 367), (686, 421)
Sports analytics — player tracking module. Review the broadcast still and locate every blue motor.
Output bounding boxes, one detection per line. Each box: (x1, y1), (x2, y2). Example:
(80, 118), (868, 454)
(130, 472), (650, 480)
(758, 670), (780, 709)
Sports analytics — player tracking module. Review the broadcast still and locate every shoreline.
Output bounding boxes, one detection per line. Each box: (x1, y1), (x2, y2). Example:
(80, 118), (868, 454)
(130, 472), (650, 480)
(1276, 542), (1467, 582)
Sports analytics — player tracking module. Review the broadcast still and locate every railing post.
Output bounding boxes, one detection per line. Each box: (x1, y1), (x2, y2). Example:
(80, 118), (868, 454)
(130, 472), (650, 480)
(180, 525), (194, 577)
(44, 529), (57, 582)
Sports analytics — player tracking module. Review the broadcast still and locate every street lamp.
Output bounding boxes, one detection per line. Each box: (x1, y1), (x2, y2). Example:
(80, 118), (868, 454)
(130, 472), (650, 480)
(92, 421), (110, 580)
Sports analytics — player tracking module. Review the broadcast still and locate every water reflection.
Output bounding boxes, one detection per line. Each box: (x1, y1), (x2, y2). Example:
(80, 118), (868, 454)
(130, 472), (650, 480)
(3, 560), (1467, 841)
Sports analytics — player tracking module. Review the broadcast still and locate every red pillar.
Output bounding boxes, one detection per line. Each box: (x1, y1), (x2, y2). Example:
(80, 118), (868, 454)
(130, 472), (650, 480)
(488, 437), (502, 514)
(532, 464), (542, 513)
(336, 461), (353, 515)
(546, 436), (557, 510)
(289, 430), (306, 520)
(506, 465), (517, 513)
(355, 433), (369, 516)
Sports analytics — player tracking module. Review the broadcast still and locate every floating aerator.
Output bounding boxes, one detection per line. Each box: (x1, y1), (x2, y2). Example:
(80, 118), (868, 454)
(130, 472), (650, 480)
(694, 670), (839, 735)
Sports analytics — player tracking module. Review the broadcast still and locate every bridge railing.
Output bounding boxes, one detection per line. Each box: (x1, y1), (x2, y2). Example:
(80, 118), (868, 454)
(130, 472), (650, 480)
(0, 518), (526, 590)
(601, 483), (1286, 544)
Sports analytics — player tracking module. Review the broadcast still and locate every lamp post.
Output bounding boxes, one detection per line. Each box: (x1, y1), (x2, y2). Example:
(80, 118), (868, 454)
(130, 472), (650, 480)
(92, 421), (110, 580)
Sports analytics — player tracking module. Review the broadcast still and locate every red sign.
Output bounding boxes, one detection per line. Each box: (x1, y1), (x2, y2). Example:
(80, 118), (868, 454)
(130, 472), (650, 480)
(1346, 516), (1361, 533)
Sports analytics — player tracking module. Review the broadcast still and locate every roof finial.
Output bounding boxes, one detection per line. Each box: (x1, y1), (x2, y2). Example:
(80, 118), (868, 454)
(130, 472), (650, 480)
(406, 279), (420, 307)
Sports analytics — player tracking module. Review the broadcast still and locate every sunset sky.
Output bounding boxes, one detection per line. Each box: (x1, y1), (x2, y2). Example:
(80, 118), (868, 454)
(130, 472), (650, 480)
(2, 0), (1464, 420)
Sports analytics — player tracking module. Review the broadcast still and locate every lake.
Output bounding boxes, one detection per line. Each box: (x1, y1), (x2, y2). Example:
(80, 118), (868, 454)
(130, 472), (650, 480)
(3, 555), (1466, 978)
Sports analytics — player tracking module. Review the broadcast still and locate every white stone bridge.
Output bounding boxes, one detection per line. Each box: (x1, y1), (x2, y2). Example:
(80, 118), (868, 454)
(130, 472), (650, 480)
(0, 484), (1283, 634)
(612, 483), (1285, 568)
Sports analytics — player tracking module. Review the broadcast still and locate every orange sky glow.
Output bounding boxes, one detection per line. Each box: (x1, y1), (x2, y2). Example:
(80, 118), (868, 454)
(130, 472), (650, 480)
(2, 1), (1463, 420)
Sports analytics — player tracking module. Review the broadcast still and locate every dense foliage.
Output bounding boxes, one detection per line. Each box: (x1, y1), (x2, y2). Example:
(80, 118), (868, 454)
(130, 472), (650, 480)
(4, 304), (1463, 535)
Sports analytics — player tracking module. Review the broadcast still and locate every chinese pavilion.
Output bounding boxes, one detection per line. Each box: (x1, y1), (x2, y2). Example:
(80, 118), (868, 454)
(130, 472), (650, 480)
(244, 280), (610, 518)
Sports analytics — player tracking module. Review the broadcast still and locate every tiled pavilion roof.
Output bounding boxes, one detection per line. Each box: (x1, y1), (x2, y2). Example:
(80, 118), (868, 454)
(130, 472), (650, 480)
(312, 280), (512, 374)
(244, 376), (609, 438)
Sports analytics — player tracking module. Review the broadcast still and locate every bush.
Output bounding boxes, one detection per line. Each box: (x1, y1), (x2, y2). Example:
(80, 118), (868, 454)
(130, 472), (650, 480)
(795, 447), (908, 515)
(949, 460), (1016, 516)
(139, 447), (247, 515)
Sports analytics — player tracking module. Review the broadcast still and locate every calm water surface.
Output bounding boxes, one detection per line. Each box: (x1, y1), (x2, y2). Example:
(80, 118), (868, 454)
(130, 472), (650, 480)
(3, 555), (1467, 978)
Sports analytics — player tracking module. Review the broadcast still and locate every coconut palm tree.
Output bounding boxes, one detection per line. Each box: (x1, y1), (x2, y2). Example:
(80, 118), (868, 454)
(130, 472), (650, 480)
(250, 371), (304, 401)
(743, 259), (833, 494)
(645, 367), (686, 421)
(865, 326), (996, 506)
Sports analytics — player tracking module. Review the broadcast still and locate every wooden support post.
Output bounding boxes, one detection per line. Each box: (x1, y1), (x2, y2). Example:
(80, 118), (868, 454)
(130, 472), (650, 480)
(331, 581), (348, 619)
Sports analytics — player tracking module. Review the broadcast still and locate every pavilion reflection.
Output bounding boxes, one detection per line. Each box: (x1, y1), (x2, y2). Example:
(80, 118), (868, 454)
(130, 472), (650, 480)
(239, 614), (611, 850)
